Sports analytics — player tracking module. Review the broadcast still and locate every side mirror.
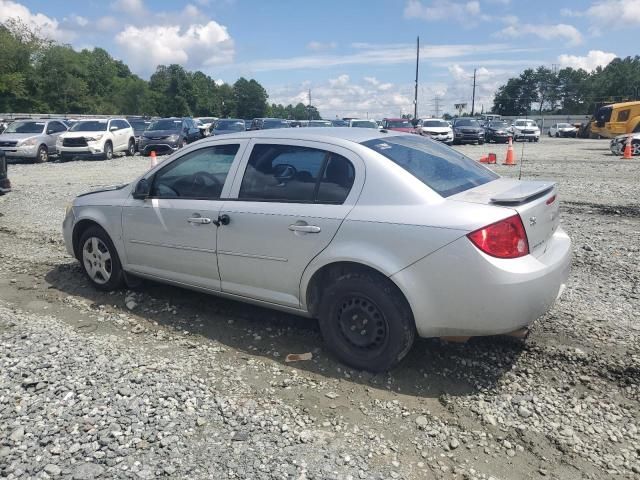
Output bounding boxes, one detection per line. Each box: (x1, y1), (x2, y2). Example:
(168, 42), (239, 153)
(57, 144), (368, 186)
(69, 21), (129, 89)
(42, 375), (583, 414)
(110, 126), (118, 131)
(132, 178), (151, 199)
(46, 129), (54, 135)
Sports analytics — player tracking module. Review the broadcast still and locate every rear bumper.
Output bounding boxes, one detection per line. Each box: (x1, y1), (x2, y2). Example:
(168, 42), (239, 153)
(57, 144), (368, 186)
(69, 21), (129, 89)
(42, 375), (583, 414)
(392, 227), (572, 338)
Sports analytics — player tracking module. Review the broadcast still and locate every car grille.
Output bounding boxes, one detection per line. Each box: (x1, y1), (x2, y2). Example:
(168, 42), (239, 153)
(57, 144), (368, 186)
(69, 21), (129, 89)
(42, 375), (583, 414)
(522, 130), (535, 134)
(148, 136), (168, 140)
(0, 141), (18, 147)
(461, 129), (478, 134)
(63, 137), (88, 147)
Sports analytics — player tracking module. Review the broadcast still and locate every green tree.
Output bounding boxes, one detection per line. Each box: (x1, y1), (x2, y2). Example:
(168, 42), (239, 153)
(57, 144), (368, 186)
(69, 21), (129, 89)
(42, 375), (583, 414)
(234, 77), (268, 119)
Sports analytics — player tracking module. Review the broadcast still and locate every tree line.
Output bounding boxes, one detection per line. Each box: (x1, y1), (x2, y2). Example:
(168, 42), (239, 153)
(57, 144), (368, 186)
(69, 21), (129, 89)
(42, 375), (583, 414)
(0, 20), (323, 120)
(492, 56), (640, 116)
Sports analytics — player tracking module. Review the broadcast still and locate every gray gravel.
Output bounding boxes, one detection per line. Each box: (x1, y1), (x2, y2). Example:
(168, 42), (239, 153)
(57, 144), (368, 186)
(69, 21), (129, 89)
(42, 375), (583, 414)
(0, 139), (638, 479)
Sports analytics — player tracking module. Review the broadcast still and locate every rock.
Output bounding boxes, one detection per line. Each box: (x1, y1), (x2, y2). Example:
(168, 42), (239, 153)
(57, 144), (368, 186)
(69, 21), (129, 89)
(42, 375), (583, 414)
(72, 462), (105, 480)
(125, 300), (137, 310)
(0, 446), (10, 457)
(539, 468), (548, 476)
(449, 438), (460, 450)
(415, 416), (429, 429)
(131, 324), (145, 334)
(518, 406), (533, 418)
(44, 464), (62, 476)
(9, 426), (24, 442)
(232, 431), (249, 442)
(325, 392), (339, 400)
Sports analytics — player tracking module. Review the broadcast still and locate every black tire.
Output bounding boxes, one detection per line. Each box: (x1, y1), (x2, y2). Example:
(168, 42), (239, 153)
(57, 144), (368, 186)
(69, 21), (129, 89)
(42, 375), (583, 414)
(555, 132), (560, 138)
(478, 140), (485, 145)
(548, 131), (552, 137)
(35, 145), (48, 163)
(181, 138), (188, 148)
(125, 139), (135, 156)
(103, 141), (113, 160)
(78, 226), (124, 291)
(318, 272), (416, 372)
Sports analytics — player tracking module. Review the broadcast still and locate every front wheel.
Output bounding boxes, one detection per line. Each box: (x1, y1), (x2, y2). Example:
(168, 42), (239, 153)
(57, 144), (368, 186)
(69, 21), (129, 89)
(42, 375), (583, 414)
(35, 145), (48, 163)
(181, 138), (188, 148)
(103, 142), (113, 160)
(318, 272), (415, 372)
(78, 226), (124, 291)
(125, 139), (135, 156)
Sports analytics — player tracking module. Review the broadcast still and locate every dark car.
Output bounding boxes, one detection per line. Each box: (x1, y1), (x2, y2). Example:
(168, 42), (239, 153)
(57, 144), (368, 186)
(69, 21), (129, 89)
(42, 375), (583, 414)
(126, 117), (150, 151)
(484, 120), (511, 143)
(0, 149), (10, 194)
(138, 117), (200, 156)
(452, 118), (485, 145)
(212, 119), (246, 136)
(331, 119), (349, 127)
(382, 118), (414, 133)
(249, 118), (290, 130)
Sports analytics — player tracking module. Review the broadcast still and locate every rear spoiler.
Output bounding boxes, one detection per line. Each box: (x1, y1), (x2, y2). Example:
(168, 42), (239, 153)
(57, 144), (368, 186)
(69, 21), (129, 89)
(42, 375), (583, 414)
(490, 181), (556, 206)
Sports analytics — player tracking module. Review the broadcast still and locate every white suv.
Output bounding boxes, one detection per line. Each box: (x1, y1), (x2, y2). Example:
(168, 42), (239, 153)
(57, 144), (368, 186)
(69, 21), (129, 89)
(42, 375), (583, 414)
(58, 118), (136, 160)
(509, 119), (540, 142)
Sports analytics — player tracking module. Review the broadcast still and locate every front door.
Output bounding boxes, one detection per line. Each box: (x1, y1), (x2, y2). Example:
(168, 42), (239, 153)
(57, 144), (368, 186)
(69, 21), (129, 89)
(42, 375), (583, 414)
(217, 140), (362, 307)
(122, 142), (246, 290)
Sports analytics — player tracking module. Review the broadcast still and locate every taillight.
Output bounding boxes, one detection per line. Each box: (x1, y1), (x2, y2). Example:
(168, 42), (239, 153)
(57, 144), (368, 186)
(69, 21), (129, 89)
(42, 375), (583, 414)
(467, 214), (529, 259)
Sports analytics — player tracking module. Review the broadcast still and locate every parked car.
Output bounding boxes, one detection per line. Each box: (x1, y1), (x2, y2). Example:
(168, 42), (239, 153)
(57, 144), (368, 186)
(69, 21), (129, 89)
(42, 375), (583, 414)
(249, 118), (290, 130)
(62, 128), (570, 372)
(349, 119), (379, 129)
(195, 117), (217, 137)
(510, 119), (540, 142)
(548, 123), (577, 138)
(610, 133), (640, 156)
(0, 119), (68, 163)
(212, 119), (246, 136)
(138, 117), (200, 156)
(452, 118), (484, 144)
(331, 119), (349, 127)
(0, 149), (10, 194)
(308, 120), (333, 127)
(415, 119), (453, 144)
(58, 118), (135, 161)
(381, 118), (414, 133)
(126, 117), (150, 151)
(484, 120), (512, 143)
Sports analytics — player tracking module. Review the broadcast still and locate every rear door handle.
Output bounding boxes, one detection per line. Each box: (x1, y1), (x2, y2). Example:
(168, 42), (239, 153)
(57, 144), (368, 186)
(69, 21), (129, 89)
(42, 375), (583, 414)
(188, 216), (211, 225)
(288, 224), (321, 233)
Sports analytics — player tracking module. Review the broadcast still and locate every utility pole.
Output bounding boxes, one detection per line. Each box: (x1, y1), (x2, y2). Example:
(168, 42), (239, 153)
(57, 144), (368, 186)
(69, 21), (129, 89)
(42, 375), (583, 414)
(414, 36), (419, 120)
(308, 89), (312, 120)
(471, 68), (477, 116)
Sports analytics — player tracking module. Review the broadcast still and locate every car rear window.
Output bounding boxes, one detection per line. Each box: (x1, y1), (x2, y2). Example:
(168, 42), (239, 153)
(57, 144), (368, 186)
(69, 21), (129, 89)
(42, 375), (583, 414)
(361, 135), (498, 197)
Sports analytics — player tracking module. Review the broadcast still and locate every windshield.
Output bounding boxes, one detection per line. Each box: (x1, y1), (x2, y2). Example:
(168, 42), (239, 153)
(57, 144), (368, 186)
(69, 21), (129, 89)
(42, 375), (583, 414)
(215, 120), (245, 131)
(148, 119), (182, 131)
(4, 121), (45, 134)
(70, 120), (108, 132)
(262, 119), (289, 129)
(351, 120), (378, 128)
(489, 121), (509, 129)
(557, 123), (572, 128)
(385, 120), (411, 128)
(332, 120), (349, 127)
(361, 135), (498, 197)
(309, 121), (332, 127)
(515, 120), (537, 127)
(454, 119), (480, 127)
(128, 121), (148, 133)
(422, 120), (449, 128)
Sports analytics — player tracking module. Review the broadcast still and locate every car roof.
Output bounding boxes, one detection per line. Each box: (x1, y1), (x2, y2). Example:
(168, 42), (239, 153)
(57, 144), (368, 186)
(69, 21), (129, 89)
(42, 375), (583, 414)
(202, 127), (401, 145)
(384, 118), (406, 121)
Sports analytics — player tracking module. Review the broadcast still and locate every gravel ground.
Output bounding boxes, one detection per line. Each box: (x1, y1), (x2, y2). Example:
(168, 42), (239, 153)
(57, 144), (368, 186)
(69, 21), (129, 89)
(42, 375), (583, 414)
(0, 137), (638, 479)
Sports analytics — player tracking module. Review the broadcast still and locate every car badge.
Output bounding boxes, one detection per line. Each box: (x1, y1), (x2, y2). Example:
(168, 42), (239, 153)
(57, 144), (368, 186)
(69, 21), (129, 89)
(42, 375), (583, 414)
(529, 216), (537, 226)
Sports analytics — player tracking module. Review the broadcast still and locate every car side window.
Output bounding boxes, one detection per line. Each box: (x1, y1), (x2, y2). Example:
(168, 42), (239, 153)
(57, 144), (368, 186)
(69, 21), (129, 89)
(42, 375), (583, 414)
(618, 109), (630, 122)
(151, 144), (240, 200)
(120, 120), (131, 130)
(48, 122), (65, 133)
(239, 144), (354, 204)
(109, 120), (118, 131)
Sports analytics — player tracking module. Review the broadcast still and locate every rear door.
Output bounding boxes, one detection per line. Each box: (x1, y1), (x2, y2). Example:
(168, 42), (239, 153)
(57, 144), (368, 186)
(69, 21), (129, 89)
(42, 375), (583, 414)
(216, 139), (364, 307)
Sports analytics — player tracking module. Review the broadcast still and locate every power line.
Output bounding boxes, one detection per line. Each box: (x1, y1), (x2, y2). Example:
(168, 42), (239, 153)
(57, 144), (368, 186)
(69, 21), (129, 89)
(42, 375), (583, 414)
(471, 68), (477, 116)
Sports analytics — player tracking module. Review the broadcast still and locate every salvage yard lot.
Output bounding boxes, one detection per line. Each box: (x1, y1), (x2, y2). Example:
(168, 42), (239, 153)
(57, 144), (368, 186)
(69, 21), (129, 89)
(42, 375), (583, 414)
(0, 138), (638, 479)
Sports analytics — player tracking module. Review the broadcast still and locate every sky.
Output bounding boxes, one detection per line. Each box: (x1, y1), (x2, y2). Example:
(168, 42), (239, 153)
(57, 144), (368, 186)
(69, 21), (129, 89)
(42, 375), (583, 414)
(1, 0), (638, 119)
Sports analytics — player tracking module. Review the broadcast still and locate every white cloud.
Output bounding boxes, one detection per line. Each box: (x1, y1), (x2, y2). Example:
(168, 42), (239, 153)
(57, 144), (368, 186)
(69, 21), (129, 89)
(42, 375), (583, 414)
(586, 0), (640, 25)
(557, 50), (616, 71)
(307, 41), (337, 52)
(0, 0), (74, 41)
(115, 21), (234, 75)
(495, 22), (583, 46)
(404, 0), (490, 23)
(111, 0), (145, 14)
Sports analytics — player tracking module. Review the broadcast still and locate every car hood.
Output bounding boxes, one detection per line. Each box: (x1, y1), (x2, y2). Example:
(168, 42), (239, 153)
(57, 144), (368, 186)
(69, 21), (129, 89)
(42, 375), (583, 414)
(143, 130), (179, 137)
(612, 133), (640, 142)
(420, 127), (451, 133)
(213, 129), (243, 135)
(0, 133), (42, 141)
(63, 131), (106, 138)
(387, 127), (415, 133)
(74, 183), (132, 206)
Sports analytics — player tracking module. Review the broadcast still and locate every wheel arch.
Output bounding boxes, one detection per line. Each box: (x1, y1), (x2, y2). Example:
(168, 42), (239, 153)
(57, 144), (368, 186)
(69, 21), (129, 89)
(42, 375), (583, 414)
(72, 219), (105, 259)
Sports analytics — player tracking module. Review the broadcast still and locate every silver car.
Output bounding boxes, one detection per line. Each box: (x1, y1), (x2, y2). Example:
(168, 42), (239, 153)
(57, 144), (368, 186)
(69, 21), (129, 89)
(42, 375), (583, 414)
(62, 128), (571, 371)
(0, 119), (68, 162)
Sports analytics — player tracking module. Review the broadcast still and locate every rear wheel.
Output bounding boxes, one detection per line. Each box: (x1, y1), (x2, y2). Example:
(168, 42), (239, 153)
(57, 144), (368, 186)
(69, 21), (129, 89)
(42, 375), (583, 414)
(78, 226), (124, 291)
(35, 145), (48, 163)
(125, 139), (135, 156)
(318, 273), (415, 372)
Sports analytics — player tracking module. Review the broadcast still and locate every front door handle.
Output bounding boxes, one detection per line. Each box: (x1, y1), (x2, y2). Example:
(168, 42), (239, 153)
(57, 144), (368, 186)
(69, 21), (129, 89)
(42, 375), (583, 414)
(288, 223), (321, 233)
(187, 216), (211, 225)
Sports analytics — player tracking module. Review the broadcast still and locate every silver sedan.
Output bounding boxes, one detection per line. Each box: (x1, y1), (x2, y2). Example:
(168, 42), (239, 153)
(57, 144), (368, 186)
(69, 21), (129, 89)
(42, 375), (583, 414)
(62, 128), (571, 371)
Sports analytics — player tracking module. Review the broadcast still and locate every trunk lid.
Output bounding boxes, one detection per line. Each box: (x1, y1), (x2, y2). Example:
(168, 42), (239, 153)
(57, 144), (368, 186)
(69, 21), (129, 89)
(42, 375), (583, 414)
(451, 178), (560, 257)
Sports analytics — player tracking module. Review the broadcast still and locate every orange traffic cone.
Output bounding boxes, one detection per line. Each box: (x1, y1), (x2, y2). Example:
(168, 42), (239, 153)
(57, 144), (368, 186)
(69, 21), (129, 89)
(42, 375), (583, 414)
(149, 150), (157, 168)
(479, 154), (489, 163)
(487, 152), (497, 164)
(622, 135), (632, 159)
(503, 136), (516, 166)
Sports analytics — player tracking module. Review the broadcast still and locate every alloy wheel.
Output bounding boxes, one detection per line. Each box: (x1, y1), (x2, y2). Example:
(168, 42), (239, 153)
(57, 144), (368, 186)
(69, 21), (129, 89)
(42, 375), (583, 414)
(82, 237), (112, 285)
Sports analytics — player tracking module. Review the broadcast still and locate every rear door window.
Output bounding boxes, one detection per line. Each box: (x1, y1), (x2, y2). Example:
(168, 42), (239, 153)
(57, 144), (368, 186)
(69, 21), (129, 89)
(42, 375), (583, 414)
(361, 135), (498, 197)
